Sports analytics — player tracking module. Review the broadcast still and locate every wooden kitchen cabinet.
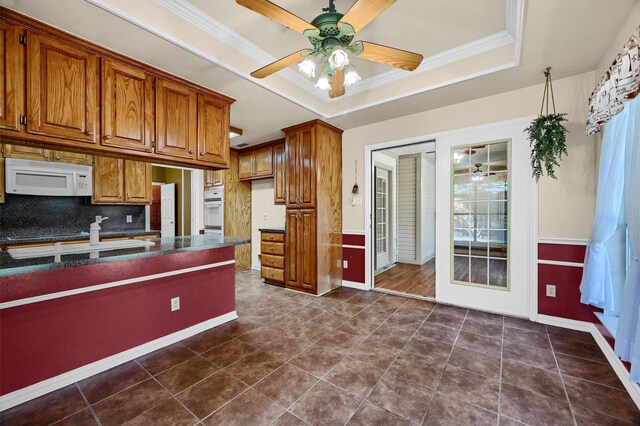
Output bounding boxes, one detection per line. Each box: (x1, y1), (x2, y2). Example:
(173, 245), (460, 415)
(52, 150), (92, 165)
(273, 141), (286, 204)
(0, 20), (23, 132)
(260, 231), (286, 286)
(26, 31), (99, 144)
(124, 160), (152, 204)
(93, 156), (124, 204)
(204, 170), (224, 187)
(155, 78), (197, 160)
(197, 93), (229, 166)
(3, 144), (51, 161)
(285, 209), (317, 292)
(102, 59), (154, 152)
(238, 145), (273, 181)
(286, 126), (316, 208)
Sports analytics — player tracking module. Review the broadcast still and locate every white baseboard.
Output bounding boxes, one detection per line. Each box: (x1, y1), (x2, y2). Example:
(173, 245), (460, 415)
(536, 314), (640, 409)
(536, 314), (594, 332)
(0, 311), (238, 412)
(342, 280), (366, 290)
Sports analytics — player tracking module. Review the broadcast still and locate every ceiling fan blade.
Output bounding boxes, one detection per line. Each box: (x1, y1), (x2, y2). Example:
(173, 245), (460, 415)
(329, 69), (345, 98)
(355, 41), (422, 71)
(236, 0), (318, 35)
(339, 0), (396, 33)
(250, 49), (312, 79)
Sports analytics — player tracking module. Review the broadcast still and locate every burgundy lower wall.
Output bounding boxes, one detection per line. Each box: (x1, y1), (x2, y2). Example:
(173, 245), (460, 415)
(538, 243), (601, 323)
(0, 248), (236, 395)
(343, 233), (365, 284)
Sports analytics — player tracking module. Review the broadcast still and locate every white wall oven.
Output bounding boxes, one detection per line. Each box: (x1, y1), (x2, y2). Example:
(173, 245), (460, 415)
(204, 188), (224, 236)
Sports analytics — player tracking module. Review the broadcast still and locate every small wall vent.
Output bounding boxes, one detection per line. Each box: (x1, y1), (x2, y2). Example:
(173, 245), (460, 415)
(235, 143), (249, 148)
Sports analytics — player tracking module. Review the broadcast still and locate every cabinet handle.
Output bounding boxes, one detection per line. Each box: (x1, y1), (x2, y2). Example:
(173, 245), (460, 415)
(86, 131), (94, 136)
(55, 155), (61, 160)
(200, 152), (205, 156)
(104, 135), (112, 140)
(189, 150), (194, 154)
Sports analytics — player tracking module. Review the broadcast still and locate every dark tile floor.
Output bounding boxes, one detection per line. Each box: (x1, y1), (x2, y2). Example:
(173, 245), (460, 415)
(2, 270), (639, 425)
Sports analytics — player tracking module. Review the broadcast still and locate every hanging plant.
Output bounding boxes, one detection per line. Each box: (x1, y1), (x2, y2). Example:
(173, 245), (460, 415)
(524, 67), (569, 182)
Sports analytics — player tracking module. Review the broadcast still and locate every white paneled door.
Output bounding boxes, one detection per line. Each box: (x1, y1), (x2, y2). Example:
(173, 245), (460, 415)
(375, 167), (393, 270)
(161, 183), (176, 238)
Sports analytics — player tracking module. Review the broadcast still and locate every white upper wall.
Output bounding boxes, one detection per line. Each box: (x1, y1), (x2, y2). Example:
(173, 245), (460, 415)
(342, 71), (597, 240)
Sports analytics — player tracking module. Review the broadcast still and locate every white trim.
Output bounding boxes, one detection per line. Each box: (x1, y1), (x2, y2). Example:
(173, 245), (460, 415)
(537, 259), (584, 268)
(342, 280), (366, 290)
(342, 244), (365, 250)
(342, 230), (366, 235)
(536, 314), (595, 332)
(537, 314), (640, 409)
(0, 260), (236, 310)
(0, 311), (238, 412)
(85, 0), (525, 119)
(538, 238), (589, 246)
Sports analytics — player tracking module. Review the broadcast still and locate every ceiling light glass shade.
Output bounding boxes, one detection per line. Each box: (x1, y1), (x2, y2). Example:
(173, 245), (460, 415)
(298, 57), (316, 78)
(316, 74), (331, 91)
(344, 65), (361, 86)
(328, 46), (349, 70)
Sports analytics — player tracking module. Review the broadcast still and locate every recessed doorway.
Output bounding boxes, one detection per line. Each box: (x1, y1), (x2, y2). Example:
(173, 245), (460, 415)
(371, 140), (436, 299)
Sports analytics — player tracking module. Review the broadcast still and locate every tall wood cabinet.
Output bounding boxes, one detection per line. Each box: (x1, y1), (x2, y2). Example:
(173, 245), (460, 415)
(283, 120), (343, 295)
(273, 141), (286, 204)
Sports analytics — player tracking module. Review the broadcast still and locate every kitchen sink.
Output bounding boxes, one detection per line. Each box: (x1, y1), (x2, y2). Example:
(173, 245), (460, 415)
(8, 239), (156, 260)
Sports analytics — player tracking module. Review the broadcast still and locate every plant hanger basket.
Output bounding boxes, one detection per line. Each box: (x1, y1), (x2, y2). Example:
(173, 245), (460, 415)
(525, 67), (568, 182)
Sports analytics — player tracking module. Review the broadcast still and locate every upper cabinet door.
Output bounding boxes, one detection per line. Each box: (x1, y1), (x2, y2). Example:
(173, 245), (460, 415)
(273, 142), (286, 204)
(238, 150), (253, 180)
(155, 79), (197, 159)
(26, 31), (99, 143)
(3, 144), (51, 161)
(197, 93), (229, 166)
(52, 150), (92, 165)
(253, 145), (274, 178)
(102, 60), (153, 152)
(285, 132), (299, 207)
(93, 156), (124, 204)
(0, 21), (23, 131)
(298, 127), (316, 208)
(124, 160), (151, 204)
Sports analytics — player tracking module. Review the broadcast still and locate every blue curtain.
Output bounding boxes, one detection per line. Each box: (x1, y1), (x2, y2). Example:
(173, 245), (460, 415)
(614, 98), (640, 380)
(579, 104), (630, 310)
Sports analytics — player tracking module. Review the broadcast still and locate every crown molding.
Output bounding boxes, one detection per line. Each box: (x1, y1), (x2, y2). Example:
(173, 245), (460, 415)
(85, 0), (525, 118)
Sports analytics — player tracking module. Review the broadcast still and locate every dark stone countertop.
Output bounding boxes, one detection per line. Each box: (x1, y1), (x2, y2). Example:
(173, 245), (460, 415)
(258, 227), (286, 234)
(0, 230), (160, 245)
(0, 235), (250, 277)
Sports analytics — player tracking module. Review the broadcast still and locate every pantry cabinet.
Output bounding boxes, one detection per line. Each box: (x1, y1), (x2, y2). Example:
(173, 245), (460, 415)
(0, 20), (23, 132)
(286, 126), (316, 208)
(285, 209), (317, 292)
(26, 31), (99, 144)
(102, 59), (154, 152)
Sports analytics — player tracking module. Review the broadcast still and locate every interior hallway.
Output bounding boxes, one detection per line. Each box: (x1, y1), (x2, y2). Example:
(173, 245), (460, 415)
(375, 260), (436, 298)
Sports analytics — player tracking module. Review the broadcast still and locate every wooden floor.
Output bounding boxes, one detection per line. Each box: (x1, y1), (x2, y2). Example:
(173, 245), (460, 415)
(374, 260), (435, 298)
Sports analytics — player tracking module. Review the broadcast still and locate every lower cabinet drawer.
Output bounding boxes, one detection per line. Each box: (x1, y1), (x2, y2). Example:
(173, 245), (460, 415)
(262, 232), (284, 242)
(261, 241), (284, 256)
(261, 254), (284, 269)
(261, 266), (284, 283)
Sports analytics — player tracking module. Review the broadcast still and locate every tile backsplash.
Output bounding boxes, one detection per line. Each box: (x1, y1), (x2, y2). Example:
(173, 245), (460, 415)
(0, 195), (146, 238)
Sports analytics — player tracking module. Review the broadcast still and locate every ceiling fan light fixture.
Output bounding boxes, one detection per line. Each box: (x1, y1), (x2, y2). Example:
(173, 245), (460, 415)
(344, 65), (361, 86)
(298, 56), (316, 78)
(316, 74), (331, 91)
(328, 45), (349, 70)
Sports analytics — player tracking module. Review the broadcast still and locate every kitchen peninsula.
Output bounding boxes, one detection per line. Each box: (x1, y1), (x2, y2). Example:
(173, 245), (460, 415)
(0, 234), (249, 407)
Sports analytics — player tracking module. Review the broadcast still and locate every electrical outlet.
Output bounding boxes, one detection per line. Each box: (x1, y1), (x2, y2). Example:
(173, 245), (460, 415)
(546, 284), (556, 297)
(263, 213), (267, 219)
(343, 260), (348, 269)
(171, 297), (180, 312)
(95, 215), (102, 222)
(126, 215), (132, 223)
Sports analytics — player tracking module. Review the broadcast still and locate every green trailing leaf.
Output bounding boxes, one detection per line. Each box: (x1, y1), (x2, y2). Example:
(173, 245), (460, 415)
(524, 113), (568, 182)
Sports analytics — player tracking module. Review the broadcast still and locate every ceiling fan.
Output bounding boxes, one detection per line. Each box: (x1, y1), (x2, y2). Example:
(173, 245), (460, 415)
(236, 0), (424, 98)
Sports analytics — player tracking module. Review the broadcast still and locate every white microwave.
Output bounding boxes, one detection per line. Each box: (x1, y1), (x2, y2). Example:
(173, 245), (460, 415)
(5, 158), (93, 197)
